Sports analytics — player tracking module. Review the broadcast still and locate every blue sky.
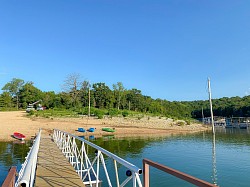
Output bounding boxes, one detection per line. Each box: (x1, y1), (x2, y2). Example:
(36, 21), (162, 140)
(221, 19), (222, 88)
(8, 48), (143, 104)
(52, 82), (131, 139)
(0, 0), (249, 101)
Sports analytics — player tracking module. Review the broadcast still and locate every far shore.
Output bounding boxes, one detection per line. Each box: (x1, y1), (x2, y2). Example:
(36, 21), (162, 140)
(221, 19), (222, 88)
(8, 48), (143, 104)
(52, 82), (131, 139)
(0, 111), (210, 141)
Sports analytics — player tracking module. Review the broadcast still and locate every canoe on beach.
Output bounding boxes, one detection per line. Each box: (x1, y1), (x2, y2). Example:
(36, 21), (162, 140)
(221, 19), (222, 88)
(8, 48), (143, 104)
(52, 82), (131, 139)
(102, 128), (115, 132)
(88, 128), (95, 132)
(78, 128), (86, 132)
(13, 132), (26, 141)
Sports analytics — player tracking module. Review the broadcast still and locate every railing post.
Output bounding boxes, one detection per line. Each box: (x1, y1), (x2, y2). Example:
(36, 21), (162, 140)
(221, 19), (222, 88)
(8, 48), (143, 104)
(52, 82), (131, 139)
(136, 173), (143, 187)
(71, 137), (76, 164)
(96, 150), (101, 187)
(59, 132), (63, 149)
(100, 153), (112, 186)
(80, 142), (84, 179)
(2, 166), (16, 187)
(132, 173), (136, 187)
(114, 160), (120, 187)
(143, 160), (150, 187)
(65, 135), (71, 158)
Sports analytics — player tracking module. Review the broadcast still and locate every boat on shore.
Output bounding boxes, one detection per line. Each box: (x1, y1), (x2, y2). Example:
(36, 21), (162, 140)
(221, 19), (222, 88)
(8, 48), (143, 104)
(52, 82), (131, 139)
(78, 128), (86, 132)
(88, 128), (95, 132)
(13, 132), (26, 141)
(102, 128), (115, 132)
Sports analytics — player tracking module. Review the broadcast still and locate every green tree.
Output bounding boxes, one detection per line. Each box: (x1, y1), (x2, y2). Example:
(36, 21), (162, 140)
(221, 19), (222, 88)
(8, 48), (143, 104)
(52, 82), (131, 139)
(92, 83), (112, 109)
(112, 82), (125, 110)
(0, 92), (13, 108)
(126, 89), (143, 111)
(2, 78), (24, 109)
(19, 82), (43, 108)
(43, 91), (57, 108)
(79, 80), (91, 107)
(58, 92), (72, 109)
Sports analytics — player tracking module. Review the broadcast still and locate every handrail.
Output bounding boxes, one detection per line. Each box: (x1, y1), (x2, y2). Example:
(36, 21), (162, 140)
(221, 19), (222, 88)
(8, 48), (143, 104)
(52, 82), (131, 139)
(143, 158), (217, 187)
(15, 129), (41, 187)
(54, 129), (142, 174)
(53, 129), (143, 187)
(2, 166), (17, 187)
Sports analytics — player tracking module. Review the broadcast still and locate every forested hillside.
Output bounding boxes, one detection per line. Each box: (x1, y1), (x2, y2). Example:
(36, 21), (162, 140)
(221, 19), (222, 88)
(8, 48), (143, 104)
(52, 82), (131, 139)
(1, 76), (250, 119)
(185, 96), (250, 118)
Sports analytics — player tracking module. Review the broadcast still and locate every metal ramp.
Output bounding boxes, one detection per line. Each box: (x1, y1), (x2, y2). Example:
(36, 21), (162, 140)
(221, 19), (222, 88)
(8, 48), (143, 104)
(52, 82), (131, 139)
(35, 134), (85, 187)
(13, 129), (142, 187)
(3, 129), (216, 187)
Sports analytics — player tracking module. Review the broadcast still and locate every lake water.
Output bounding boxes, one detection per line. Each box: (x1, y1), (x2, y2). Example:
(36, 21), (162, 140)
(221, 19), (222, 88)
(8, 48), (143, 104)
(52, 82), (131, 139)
(1, 128), (250, 186)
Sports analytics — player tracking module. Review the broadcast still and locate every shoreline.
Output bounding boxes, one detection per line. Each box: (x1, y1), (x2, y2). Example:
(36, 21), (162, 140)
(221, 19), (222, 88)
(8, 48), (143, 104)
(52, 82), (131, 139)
(0, 111), (210, 142)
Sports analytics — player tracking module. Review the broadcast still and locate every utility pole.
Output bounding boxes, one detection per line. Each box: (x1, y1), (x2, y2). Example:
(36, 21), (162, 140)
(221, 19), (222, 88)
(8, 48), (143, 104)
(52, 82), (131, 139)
(88, 82), (91, 118)
(208, 78), (215, 134)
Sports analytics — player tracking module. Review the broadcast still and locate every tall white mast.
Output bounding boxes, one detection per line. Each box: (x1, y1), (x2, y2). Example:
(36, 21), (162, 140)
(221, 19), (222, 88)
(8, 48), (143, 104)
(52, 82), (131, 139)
(208, 78), (215, 134)
(202, 107), (204, 124)
(208, 78), (217, 185)
(212, 133), (217, 185)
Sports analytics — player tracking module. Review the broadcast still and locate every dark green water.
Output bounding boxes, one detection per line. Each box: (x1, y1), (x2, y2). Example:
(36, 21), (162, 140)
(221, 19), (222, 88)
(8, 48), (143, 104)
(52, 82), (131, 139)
(0, 141), (32, 185)
(1, 128), (250, 186)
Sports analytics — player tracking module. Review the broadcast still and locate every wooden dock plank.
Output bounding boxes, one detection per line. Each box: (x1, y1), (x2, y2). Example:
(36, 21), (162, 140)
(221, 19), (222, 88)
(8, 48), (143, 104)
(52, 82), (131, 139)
(35, 134), (85, 187)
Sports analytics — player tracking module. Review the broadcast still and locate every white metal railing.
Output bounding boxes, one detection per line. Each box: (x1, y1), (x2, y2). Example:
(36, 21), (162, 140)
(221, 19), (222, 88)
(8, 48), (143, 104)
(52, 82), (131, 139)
(15, 129), (41, 187)
(53, 129), (143, 187)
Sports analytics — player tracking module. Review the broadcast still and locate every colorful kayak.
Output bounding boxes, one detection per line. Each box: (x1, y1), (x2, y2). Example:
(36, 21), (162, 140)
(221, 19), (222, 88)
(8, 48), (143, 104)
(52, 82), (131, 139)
(102, 128), (115, 132)
(13, 132), (26, 141)
(78, 128), (86, 132)
(88, 128), (95, 132)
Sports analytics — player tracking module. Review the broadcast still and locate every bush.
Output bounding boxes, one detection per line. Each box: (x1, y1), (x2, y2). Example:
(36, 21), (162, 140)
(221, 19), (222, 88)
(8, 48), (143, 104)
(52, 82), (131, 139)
(77, 107), (88, 115)
(122, 110), (129, 117)
(94, 110), (104, 119)
(137, 115), (144, 120)
(186, 120), (191, 125)
(178, 121), (185, 126)
(108, 108), (120, 118)
(28, 110), (35, 116)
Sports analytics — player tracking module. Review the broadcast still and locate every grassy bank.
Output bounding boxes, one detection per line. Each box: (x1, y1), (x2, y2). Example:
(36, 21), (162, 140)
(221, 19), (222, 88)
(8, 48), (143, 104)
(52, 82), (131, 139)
(27, 107), (195, 127)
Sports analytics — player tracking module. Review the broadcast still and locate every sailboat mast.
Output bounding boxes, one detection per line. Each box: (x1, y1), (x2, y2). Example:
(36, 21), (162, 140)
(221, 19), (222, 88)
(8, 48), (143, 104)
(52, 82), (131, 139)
(202, 107), (204, 124)
(208, 78), (215, 134)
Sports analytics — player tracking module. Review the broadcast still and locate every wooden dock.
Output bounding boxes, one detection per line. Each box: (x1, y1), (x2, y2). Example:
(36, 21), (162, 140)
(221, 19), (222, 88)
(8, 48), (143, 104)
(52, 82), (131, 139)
(35, 134), (85, 187)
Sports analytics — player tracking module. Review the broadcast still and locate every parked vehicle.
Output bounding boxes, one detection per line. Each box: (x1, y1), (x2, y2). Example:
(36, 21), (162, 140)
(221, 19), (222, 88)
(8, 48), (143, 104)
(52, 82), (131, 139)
(36, 104), (44, 111)
(26, 105), (35, 112)
(26, 100), (42, 112)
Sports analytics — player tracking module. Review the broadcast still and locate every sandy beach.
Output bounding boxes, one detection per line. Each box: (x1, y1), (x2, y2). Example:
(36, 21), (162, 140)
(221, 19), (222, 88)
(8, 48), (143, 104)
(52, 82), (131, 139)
(0, 111), (210, 141)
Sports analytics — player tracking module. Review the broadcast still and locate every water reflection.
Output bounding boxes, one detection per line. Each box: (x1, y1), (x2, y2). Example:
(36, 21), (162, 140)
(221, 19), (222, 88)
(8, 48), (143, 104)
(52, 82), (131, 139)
(1, 129), (250, 187)
(212, 133), (217, 185)
(0, 140), (31, 185)
(0, 141), (31, 167)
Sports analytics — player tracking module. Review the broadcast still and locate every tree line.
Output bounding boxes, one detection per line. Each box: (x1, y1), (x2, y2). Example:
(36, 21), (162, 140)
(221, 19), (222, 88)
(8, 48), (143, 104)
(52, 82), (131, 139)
(1, 75), (250, 119)
(187, 95), (250, 118)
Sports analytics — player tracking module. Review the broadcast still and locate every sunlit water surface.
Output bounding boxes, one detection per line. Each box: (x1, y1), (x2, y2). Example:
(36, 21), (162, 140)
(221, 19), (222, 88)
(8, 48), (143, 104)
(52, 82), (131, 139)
(1, 128), (250, 186)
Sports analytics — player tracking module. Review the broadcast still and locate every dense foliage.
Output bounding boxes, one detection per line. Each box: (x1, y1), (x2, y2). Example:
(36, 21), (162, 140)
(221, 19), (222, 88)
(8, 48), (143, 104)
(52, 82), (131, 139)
(185, 96), (250, 118)
(1, 77), (250, 119)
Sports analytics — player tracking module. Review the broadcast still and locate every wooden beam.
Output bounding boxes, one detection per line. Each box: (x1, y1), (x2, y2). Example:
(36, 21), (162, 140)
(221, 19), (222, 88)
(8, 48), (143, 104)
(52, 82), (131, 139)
(143, 159), (217, 187)
(2, 166), (16, 187)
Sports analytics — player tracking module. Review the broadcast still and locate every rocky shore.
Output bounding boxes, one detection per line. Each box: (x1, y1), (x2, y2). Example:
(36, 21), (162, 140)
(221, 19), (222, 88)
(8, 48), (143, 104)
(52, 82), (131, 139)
(0, 111), (210, 141)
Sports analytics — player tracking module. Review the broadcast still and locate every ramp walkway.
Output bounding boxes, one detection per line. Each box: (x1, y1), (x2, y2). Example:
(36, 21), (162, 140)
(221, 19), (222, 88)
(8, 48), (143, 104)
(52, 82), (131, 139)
(35, 134), (85, 187)
(3, 129), (216, 187)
